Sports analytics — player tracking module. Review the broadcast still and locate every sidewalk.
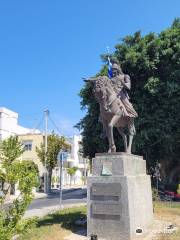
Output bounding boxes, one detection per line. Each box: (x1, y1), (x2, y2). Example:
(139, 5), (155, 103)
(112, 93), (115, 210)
(4, 191), (47, 205)
(24, 203), (86, 219)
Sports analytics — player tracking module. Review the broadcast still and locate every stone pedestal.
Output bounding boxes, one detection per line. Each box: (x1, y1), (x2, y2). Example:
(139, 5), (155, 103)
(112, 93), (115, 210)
(87, 153), (153, 240)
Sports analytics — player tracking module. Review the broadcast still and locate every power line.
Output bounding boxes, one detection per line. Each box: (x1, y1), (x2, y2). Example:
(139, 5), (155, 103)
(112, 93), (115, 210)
(49, 115), (62, 136)
(32, 114), (44, 133)
(30, 111), (63, 137)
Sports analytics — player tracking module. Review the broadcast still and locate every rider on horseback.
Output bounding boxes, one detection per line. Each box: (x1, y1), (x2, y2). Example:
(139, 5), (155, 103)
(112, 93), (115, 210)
(110, 63), (138, 118)
(83, 62), (137, 153)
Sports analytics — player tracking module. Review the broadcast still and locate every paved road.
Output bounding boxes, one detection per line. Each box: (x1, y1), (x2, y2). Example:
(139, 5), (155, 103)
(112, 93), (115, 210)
(28, 188), (87, 210)
(25, 188), (87, 218)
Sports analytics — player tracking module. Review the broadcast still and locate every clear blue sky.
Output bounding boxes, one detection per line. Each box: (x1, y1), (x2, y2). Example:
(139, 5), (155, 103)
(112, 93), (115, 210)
(0, 0), (179, 135)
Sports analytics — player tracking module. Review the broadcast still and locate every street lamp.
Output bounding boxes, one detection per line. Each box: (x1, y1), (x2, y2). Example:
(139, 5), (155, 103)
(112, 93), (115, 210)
(44, 109), (49, 194)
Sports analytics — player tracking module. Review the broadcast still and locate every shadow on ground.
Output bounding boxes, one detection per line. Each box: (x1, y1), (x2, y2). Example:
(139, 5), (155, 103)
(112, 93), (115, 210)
(36, 208), (87, 235)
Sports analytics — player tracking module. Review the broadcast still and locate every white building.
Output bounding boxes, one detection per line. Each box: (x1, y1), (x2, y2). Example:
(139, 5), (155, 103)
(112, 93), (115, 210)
(66, 135), (83, 166)
(0, 107), (88, 189)
(0, 107), (39, 140)
(52, 135), (89, 187)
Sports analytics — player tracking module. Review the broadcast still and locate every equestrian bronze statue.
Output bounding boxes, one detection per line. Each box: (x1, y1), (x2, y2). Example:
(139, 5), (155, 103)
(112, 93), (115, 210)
(84, 63), (138, 153)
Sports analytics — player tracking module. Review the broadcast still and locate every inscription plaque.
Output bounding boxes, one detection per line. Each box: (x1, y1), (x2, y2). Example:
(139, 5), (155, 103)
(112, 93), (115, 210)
(91, 183), (121, 197)
(92, 203), (121, 215)
(101, 161), (112, 176)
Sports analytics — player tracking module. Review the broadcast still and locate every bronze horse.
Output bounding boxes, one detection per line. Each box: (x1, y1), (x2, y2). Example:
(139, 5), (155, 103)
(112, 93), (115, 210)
(85, 76), (136, 153)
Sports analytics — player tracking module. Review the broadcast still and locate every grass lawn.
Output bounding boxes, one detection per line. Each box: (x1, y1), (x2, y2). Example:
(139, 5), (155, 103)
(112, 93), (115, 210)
(154, 201), (180, 240)
(19, 206), (87, 240)
(19, 202), (179, 240)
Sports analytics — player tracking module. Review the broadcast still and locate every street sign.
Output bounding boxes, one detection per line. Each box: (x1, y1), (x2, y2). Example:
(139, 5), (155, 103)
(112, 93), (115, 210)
(57, 150), (68, 209)
(57, 151), (68, 162)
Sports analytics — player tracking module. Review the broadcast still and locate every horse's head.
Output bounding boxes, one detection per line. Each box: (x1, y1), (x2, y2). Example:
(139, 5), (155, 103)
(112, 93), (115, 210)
(83, 76), (109, 97)
(84, 76), (110, 108)
(83, 77), (97, 87)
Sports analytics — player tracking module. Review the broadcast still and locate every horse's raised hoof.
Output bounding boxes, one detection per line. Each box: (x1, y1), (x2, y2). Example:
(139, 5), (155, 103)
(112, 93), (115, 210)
(108, 145), (116, 153)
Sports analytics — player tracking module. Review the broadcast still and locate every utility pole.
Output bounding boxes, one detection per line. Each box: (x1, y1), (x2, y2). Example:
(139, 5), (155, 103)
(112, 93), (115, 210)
(59, 152), (63, 209)
(44, 109), (49, 194)
(83, 157), (86, 185)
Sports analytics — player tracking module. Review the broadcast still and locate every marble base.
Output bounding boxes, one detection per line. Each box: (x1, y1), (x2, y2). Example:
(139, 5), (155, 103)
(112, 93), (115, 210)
(87, 153), (153, 240)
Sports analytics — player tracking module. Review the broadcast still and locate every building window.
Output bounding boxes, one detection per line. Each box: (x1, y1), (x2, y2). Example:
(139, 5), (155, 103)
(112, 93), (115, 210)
(23, 140), (33, 151)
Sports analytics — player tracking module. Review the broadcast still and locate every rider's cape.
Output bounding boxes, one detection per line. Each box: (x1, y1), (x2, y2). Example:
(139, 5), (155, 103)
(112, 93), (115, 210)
(111, 75), (138, 118)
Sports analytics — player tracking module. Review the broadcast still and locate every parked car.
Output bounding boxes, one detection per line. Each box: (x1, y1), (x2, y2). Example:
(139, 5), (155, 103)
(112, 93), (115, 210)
(174, 193), (180, 201)
(164, 191), (180, 201)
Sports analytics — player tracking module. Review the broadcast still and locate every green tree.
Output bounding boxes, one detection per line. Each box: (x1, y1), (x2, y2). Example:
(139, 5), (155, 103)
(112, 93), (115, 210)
(77, 19), (180, 187)
(0, 136), (24, 165)
(67, 167), (78, 186)
(0, 136), (39, 240)
(0, 136), (25, 195)
(36, 133), (70, 192)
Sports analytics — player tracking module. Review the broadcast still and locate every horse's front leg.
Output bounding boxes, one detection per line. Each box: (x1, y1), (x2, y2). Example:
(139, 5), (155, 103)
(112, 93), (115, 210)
(117, 127), (127, 152)
(107, 115), (121, 153)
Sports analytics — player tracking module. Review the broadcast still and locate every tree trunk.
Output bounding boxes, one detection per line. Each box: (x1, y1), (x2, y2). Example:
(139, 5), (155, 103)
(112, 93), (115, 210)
(3, 182), (11, 201)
